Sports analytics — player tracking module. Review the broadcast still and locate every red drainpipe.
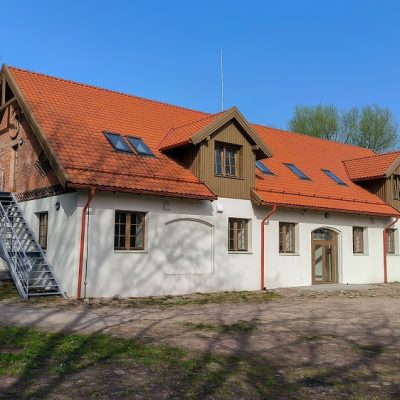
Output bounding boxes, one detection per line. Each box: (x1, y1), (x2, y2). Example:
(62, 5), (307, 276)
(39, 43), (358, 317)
(77, 187), (96, 299)
(383, 216), (399, 284)
(261, 205), (277, 290)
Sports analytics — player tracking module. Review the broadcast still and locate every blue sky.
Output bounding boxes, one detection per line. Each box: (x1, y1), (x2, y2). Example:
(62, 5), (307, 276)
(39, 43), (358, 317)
(2, 0), (400, 129)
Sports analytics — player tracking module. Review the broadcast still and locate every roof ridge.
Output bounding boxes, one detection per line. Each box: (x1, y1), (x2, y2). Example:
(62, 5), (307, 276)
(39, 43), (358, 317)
(251, 122), (377, 155)
(7, 65), (211, 117)
(343, 150), (400, 163)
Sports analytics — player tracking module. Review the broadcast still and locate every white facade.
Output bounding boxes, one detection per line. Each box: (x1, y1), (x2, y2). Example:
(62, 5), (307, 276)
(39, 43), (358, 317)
(17, 191), (400, 298)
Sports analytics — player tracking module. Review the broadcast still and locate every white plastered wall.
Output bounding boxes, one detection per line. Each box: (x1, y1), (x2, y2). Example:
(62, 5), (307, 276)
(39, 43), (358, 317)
(19, 192), (81, 296)
(17, 190), (399, 297)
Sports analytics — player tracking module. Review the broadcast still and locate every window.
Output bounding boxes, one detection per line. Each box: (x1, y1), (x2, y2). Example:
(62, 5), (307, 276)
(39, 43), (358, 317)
(127, 136), (154, 156)
(38, 212), (48, 250)
(322, 169), (347, 186)
(104, 132), (132, 153)
(279, 222), (296, 253)
(114, 211), (145, 250)
(353, 227), (364, 254)
(256, 160), (274, 175)
(387, 229), (396, 254)
(215, 144), (238, 177)
(284, 163), (310, 180)
(393, 176), (400, 199)
(228, 218), (248, 252)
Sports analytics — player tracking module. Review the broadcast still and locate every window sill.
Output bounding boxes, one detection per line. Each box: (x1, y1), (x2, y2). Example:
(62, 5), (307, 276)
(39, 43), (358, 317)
(114, 250), (148, 254)
(279, 252), (300, 256)
(353, 253), (369, 256)
(387, 253), (400, 256)
(214, 174), (244, 180)
(228, 251), (253, 255)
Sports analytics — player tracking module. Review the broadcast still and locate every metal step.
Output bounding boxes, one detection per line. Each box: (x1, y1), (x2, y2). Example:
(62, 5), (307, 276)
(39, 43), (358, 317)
(0, 192), (65, 299)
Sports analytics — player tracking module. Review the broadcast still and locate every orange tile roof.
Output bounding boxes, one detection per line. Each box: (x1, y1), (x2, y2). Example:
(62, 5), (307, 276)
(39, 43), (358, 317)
(7, 66), (399, 216)
(9, 66), (216, 200)
(344, 151), (400, 181)
(252, 125), (399, 217)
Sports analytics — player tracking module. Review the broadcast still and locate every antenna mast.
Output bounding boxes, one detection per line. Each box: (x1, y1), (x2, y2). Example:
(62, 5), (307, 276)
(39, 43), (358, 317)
(220, 50), (224, 111)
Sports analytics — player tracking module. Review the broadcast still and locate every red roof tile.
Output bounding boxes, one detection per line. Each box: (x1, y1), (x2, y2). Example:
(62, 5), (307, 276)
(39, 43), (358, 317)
(344, 151), (400, 181)
(7, 66), (399, 216)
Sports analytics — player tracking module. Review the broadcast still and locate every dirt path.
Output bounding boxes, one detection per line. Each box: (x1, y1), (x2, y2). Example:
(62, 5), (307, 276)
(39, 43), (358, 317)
(1, 284), (400, 398)
(0, 286), (399, 360)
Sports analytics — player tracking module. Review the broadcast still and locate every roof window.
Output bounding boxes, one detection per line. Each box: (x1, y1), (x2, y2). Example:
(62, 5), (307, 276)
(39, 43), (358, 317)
(104, 132), (132, 153)
(127, 136), (154, 156)
(285, 163), (310, 180)
(256, 160), (274, 175)
(322, 169), (347, 186)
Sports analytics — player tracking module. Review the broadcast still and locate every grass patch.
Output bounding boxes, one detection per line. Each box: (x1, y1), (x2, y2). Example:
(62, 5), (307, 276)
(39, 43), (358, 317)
(125, 290), (279, 308)
(184, 321), (255, 334)
(0, 326), (291, 399)
(0, 281), (19, 301)
(352, 343), (384, 355)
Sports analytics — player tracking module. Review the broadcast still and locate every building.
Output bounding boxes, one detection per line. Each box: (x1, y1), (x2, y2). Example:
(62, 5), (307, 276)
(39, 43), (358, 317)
(0, 64), (399, 299)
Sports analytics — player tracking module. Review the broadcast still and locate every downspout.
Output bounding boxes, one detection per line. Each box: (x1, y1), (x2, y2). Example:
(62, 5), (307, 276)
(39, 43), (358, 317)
(383, 216), (399, 284)
(77, 187), (96, 299)
(261, 205), (277, 290)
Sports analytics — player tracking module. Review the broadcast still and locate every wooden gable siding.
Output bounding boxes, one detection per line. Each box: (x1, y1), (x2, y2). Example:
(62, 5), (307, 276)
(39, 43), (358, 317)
(360, 175), (400, 211)
(192, 120), (256, 200)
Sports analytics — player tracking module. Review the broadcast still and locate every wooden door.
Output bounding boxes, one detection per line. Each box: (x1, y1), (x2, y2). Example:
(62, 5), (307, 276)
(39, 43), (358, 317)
(312, 229), (338, 284)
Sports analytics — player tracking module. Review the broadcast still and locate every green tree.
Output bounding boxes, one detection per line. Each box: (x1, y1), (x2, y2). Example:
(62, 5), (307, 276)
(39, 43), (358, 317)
(345, 106), (397, 152)
(288, 105), (339, 141)
(288, 104), (398, 152)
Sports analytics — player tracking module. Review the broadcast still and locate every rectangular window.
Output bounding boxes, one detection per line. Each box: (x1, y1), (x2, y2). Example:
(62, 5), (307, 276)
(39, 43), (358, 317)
(256, 160), (274, 175)
(104, 132), (132, 153)
(228, 218), (248, 252)
(353, 227), (364, 254)
(114, 211), (145, 250)
(393, 176), (400, 200)
(215, 144), (238, 177)
(127, 136), (154, 156)
(387, 229), (396, 254)
(38, 212), (48, 250)
(322, 169), (347, 186)
(279, 222), (296, 253)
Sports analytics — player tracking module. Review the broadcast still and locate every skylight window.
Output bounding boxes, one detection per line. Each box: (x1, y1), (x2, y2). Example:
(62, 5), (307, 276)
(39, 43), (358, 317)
(127, 136), (154, 156)
(322, 169), (347, 186)
(285, 163), (310, 180)
(256, 160), (274, 175)
(104, 132), (132, 153)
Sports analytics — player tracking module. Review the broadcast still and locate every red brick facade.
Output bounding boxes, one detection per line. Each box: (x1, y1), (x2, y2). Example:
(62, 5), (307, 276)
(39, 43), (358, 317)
(0, 102), (61, 199)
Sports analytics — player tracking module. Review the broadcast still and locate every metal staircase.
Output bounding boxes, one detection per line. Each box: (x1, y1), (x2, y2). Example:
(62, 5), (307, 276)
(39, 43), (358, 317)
(0, 192), (64, 299)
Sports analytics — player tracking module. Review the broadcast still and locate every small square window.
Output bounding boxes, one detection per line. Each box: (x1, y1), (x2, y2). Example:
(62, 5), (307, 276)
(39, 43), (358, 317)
(228, 218), (248, 252)
(104, 132), (132, 153)
(279, 222), (296, 253)
(114, 211), (145, 250)
(127, 137), (154, 156)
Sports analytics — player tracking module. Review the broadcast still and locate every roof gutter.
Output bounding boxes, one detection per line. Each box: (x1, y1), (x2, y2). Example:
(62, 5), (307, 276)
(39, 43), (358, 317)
(261, 205), (277, 290)
(383, 216), (399, 284)
(77, 187), (96, 299)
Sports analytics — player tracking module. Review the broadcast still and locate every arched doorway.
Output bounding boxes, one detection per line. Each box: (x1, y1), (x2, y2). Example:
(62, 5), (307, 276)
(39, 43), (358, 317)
(311, 228), (338, 284)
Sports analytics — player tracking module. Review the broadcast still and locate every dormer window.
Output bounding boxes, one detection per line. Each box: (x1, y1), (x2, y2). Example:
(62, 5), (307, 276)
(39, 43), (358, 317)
(393, 175), (400, 199)
(215, 144), (238, 177)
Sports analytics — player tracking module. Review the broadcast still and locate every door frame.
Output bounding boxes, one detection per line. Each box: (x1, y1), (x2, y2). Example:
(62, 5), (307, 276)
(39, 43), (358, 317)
(311, 228), (339, 285)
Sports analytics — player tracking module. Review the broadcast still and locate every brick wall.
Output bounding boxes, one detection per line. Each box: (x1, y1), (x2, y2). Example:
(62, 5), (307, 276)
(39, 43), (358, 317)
(0, 102), (63, 200)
